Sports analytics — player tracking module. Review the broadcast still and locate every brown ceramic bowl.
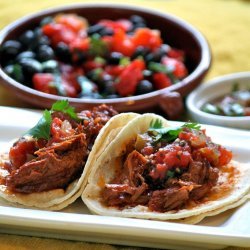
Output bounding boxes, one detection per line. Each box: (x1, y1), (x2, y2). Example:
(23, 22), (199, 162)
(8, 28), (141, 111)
(0, 4), (211, 119)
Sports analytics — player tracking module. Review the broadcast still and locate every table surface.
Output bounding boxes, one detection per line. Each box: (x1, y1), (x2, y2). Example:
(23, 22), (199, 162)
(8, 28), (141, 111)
(0, 0), (250, 249)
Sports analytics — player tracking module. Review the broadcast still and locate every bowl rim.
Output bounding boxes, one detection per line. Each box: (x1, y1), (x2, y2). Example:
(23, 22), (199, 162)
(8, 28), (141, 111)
(186, 71), (250, 121)
(0, 3), (211, 104)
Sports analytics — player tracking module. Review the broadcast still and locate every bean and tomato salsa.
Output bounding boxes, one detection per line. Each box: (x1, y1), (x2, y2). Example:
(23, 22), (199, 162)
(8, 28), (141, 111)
(1, 14), (188, 98)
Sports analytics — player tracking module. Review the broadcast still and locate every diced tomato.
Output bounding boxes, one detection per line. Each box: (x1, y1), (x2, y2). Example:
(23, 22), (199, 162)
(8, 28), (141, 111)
(218, 146), (232, 167)
(60, 65), (82, 97)
(42, 23), (77, 46)
(115, 59), (145, 96)
(9, 140), (37, 169)
(70, 37), (90, 51)
(131, 58), (146, 71)
(54, 14), (88, 33)
(179, 130), (207, 148)
(162, 56), (188, 79)
(99, 19), (132, 32)
(141, 146), (154, 155)
(32, 73), (58, 95)
(83, 59), (104, 72)
(151, 144), (191, 180)
(199, 147), (219, 166)
(116, 19), (133, 32)
(111, 29), (135, 57)
(101, 36), (113, 48)
(155, 145), (191, 169)
(42, 23), (63, 36)
(132, 28), (162, 51)
(52, 28), (77, 46)
(50, 117), (75, 142)
(105, 65), (125, 77)
(168, 48), (185, 61)
(150, 164), (168, 180)
(152, 72), (172, 89)
(179, 131), (192, 141)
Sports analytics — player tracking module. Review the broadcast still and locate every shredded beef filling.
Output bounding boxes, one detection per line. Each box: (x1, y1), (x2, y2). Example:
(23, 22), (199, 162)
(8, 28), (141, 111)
(102, 128), (224, 212)
(4, 105), (117, 193)
(6, 134), (87, 193)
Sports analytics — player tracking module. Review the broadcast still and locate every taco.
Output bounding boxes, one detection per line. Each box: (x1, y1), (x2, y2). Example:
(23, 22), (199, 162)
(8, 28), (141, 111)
(0, 100), (139, 210)
(82, 113), (250, 222)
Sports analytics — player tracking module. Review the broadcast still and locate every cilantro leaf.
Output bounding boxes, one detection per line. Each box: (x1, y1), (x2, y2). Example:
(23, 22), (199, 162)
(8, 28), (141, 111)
(89, 34), (108, 57)
(148, 119), (201, 143)
(24, 100), (79, 140)
(148, 62), (174, 74)
(182, 122), (201, 130)
(51, 100), (79, 120)
(25, 110), (52, 140)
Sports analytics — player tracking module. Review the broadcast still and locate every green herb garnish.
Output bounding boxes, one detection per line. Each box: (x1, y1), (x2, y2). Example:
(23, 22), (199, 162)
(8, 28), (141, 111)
(51, 99), (79, 120)
(148, 119), (201, 143)
(89, 34), (108, 57)
(25, 100), (79, 140)
(25, 110), (52, 140)
(148, 62), (174, 74)
(119, 57), (130, 66)
(166, 170), (175, 179)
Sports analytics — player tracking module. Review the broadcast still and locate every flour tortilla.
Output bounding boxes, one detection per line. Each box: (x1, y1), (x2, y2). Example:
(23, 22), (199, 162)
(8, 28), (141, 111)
(0, 112), (139, 210)
(82, 113), (250, 222)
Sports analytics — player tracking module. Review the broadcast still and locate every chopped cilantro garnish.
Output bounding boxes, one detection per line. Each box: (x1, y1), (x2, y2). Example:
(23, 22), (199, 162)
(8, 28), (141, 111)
(89, 34), (108, 57)
(51, 99), (79, 120)
(148, 62), (173, 74)
(166, 170), (175, 179)
(148, 119), (200, 143)
(119, 57), (130, 66)
(25, 100), (79, 140)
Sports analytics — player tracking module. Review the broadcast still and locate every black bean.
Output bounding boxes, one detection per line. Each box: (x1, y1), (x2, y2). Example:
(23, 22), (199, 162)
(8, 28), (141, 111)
(19, 58), (42, 77)
(131, 46), (149, 59)
(28, 29), (50, 50)
(55, 42), (71, 63)
(1, 40), (22, 60)
(40, 16), (53, 26)
(36, 45), (54, 62)
(19, 30), (35, 48)
(42, 60), (58, 73)
(145, 50), (162, 63)
(87, 24), (105, 36)
(160, 44), (171, 54)
(136, 80), (154, 95)
(102, 81), (116, 95)
(133, 22), (147, 30)
(105, 94), (120, 99)
(16, 51), (36, 62)
(99, 27), (114, 36)
(108, 52), (123, 65)
(130, 15), (146, 25)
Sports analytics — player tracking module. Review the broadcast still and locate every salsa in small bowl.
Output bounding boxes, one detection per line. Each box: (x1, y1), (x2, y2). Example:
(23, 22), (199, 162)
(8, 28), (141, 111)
(186, 72), (250, 130)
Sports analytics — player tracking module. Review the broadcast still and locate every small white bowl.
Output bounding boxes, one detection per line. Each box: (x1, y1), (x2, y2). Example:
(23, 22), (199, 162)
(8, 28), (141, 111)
(186, 72), (250, 130)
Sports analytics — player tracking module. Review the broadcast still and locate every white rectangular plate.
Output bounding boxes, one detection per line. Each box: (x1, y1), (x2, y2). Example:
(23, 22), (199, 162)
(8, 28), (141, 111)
(0, 106), (250, 250)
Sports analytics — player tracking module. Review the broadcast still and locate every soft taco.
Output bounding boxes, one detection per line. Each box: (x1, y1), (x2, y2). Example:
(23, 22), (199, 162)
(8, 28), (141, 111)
(82, 113), (250, 222)
(0, 100), (139, 210)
